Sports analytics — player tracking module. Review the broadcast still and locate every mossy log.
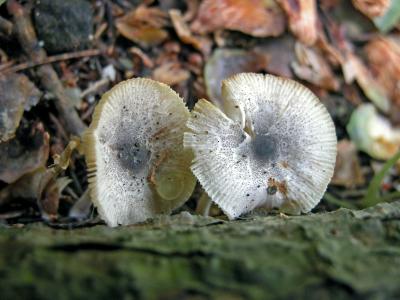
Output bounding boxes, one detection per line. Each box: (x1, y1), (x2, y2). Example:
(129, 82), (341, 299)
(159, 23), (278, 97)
(1, 202), (400, 300)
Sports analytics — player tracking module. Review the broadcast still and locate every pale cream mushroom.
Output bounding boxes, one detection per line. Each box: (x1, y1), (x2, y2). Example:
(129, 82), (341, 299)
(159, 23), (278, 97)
(184, 73), (337, 219)
(84, 78), (196, 226)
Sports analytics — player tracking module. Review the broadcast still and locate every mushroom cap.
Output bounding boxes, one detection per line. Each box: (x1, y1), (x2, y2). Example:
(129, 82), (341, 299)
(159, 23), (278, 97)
(83, 78), (196, 226)
(184, 73), (337, 219)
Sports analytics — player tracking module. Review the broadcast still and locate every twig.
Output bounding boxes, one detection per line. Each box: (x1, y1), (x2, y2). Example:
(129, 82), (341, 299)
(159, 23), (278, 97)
(129, 47), (154, 68)
(80, 78), (109, 98)
(1, 49), (101, 74)
(0, 60), (14, 72)
(7, 0), (86, 136)
(0, 16), (13, 37)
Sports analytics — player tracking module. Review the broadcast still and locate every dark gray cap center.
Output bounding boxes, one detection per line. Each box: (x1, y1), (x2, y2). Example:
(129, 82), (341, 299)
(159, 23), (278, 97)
(251, 134), (278, 162)
(112, 139), (150, 173)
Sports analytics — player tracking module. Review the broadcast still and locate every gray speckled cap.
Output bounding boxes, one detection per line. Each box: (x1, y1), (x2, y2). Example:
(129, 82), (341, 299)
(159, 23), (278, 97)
(184, 73), (337, 219)
(84, 78), (196, 226)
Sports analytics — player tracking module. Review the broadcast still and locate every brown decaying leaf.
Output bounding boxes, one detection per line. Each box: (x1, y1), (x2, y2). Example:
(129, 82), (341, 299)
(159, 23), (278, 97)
(3, 163), (72, 221)
(115, 5), (168, 47)
(315, 33), (343, 67)
(150, 41), (191, 87)
(1, 137), (79, 213)
(254, 34), (296, 78)
(0, 73), (41, 142)
(3, 138), (80, 220)
(0, 122), (49, 184)
(38, 176), (71, 221)
(352, 0), (390, 19)
(291, 42), (339, 91)
(129, 47), (154, 68)
(169, 9), (211, 55)
(277, 0), (318, 45)
(365, 36), (400, 123)
(0, 167), (46, 208)
(191, 0), (286, 37)
(318, 22), (390, 112)
(204, 48), (268, 106)
(183, 0), (200, 22)
(331, 139), (365, 188)
(152, 62), (190, 86)
(36, 138), (82, 220)
(342, 51), (390, 113)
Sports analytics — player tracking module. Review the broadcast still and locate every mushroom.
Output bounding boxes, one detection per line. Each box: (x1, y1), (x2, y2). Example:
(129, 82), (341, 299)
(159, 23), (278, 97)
(184, 73), (337, 219)
(83, 78), (196, 226)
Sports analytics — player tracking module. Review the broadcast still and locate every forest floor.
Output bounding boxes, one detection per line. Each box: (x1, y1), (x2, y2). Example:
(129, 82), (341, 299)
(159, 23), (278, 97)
(1, 0), (400, 298)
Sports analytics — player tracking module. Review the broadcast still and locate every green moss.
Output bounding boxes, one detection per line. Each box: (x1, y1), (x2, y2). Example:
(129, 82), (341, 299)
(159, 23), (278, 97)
(1, 202), (400, 299)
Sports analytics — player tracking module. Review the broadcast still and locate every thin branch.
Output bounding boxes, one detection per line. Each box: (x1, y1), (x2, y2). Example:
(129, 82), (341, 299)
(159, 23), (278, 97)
(0, 49), (101, 74)
(7, 0), (86, 136)
(0, 15), (13, 37)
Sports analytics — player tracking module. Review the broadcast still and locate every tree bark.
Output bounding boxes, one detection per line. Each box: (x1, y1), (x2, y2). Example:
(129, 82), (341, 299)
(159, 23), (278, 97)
(1, 201), (400, 300)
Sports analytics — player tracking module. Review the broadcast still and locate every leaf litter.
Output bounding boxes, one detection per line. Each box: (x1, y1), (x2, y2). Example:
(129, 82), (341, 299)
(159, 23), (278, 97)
(1, 0), (400, 225)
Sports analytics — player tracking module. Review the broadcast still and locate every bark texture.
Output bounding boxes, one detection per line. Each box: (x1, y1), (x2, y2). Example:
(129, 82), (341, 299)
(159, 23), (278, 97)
(1, 201), (400, 300)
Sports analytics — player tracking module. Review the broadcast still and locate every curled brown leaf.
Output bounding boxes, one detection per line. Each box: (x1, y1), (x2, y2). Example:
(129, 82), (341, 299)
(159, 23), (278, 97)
(0, 73), (41, 142)
(152, 62), (190, 86)
(191, 0), (285, 37)
(0, 122), (49, 184)
(115, 5), (169, 47)
(352, 0), (390, 19)
(292, 42), (339, 91)
(331, 139), (365, 188)
(169, 9), (211, 55)
(277, 0), (318, 45)
(365, 36), (400, 123)
(204, 48), (268, 106)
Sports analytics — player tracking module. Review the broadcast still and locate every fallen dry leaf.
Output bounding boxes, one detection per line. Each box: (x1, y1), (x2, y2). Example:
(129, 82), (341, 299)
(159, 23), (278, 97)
(342, 51), (390, 113)
(191, 0), (286, 37)
(129, 47), (154, 68)
(321, 21), (390, 112)
(315, 33), (343, 67)
(352, 0), (390, 19)
(152, 62), (190, 86)
(277, 0), (318, 45)
(0, 122), (49, 184)
(204, 48), (268, 106)
(116, 5), (168, 47)
(169, 9), (211, 55)
(0, 167), (45, 208)
(0, 73), (42, 142)
(365, 36), (400, 123)
(7, 161), (73, 221)
(291, 42), (340, 91)
(331, 139), (365, 188)
(38, 176), (71, 221)
(254, 34), (296, 78)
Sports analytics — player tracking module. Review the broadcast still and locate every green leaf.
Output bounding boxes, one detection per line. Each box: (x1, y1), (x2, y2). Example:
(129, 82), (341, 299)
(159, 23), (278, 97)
(374, 0), (400, 33)
(0, 0), (6, 6)
(323, 193), (358, 209)
(361, 150), (400, 208)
